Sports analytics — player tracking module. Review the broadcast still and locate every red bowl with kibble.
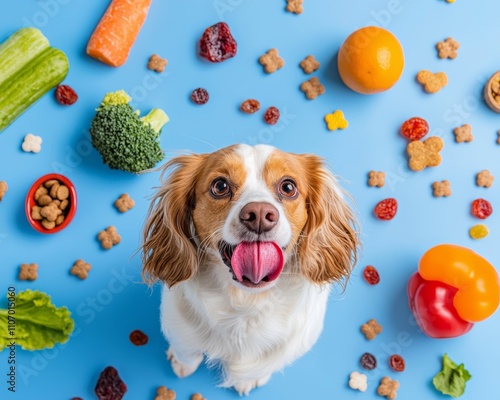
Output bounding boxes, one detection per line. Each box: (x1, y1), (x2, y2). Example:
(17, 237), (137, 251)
(25, 173), (77, 234)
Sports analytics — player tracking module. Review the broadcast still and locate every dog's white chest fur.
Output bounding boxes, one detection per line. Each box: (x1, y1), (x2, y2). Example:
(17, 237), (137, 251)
(160, 270), (330, 392)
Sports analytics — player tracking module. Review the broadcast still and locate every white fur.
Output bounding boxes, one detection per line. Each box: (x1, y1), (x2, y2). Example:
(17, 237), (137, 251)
(159, 144), (333, 395)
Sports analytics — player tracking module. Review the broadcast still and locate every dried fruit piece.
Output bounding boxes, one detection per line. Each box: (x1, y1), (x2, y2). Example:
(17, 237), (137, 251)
(401, 117), (429, 141)
(95, 366), (127, 400)
(360, 352), (377, 370)
(470, 224), (489, 239)
(191, 88), (209, 105)
(374, 198), (398, 220)
(241, 99), (260, 114)
(199, 22), (237, 63)
(55, 84), (78, 105)
(472, 198), (492, 219)
(264, 106), (280, 125)
(363, 265), (380, 285)
(129, 329), (148, 346)
(389, 354), (405, 372)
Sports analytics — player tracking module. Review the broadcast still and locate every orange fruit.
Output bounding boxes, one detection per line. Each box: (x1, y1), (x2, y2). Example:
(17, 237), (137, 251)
(337, 26), (404, 95)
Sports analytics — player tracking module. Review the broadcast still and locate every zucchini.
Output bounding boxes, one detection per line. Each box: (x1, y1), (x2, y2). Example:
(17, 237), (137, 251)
(0, 47), (69, 132)
(0, 27), (50, 88)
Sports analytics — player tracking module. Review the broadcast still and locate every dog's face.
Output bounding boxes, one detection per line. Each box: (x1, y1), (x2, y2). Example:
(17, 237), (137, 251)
(142, 144), (359, 291)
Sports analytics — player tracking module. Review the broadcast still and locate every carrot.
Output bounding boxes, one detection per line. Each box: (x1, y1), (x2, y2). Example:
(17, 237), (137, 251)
(86, 0), (153, 67)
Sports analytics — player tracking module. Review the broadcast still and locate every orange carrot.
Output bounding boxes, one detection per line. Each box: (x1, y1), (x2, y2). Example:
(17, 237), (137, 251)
(86, 0), (153, 67)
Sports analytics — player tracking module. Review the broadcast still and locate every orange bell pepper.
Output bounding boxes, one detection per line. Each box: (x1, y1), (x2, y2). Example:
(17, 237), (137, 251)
(408, 244), (500, 338)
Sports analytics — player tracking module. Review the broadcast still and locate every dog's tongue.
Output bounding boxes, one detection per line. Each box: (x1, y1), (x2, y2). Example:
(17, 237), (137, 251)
(231, 242), (284, 284)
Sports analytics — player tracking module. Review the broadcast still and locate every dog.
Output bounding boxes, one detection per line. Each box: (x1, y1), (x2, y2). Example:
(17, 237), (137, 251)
(141, 144), (359, 395)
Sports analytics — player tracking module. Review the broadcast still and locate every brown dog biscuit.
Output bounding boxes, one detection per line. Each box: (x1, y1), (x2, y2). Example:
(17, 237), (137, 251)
(436, 37), (459, 59)
(148, 54), (168, 73)
(300, 55), (320, 74)
(19, 263), (38, 281)
(300, 77), (325, 100)
(476, 170), (494, 188)
(407, 136), (444, 171)
(259, 48), (285, 73)
(368, 171), (386, 187)
(286, 0), (303, 14)
(98, 226), (121, 249)
(432, 180), (452, 197)
(70, 259), (92, 279)
(0, 181), (7, 201)
(377, 376), (399, 400)
(453, 124), (473, 143)
(417, 70), (448, 93)
(361, 318), (382, 340)
(114, 194), (135, 213)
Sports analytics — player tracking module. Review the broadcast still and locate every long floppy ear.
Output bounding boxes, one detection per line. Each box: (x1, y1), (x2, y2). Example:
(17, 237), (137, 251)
(297, 155), (360, 286)
(142, 154), (207, 287)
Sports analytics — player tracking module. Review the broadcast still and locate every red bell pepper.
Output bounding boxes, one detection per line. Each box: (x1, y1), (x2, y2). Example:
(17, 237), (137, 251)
(408, 244), (500, 338)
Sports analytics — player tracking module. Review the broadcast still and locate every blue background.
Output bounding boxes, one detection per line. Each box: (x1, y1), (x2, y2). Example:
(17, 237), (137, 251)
(1, 1), (499, 399)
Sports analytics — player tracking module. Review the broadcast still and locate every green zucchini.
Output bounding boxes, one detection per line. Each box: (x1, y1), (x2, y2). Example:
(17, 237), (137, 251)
(0, 47), (69, 132)
(0, 27), (50, 88)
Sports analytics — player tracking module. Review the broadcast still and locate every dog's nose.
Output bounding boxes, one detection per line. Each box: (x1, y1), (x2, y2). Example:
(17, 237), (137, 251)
(239, 202), (279, 234)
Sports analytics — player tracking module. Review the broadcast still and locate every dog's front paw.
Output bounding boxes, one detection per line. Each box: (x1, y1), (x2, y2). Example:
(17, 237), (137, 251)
(167, 348), (203, 378)
(233, 375), (271, 396)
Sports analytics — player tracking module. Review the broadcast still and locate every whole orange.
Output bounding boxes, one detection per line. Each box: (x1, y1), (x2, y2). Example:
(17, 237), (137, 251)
(337, 26), (405, 95)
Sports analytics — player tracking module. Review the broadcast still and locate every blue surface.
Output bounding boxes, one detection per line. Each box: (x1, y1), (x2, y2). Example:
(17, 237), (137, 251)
(1, 1), (499, 399)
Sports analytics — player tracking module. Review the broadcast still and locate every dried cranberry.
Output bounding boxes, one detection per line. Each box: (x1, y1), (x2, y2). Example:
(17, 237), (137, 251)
(55, 84), (78, 105)
(264, 106), (280, 125)
(94, 366), (127, 400)
(374, 198), (398, 220)
(199, 22), (237, 63)
(363, 265), (380, 285)
(129, 329), (148, 346)
(472, 198), (492, 219)
(191, 88), (209, 105)
(360, 352), (377, 370)
(389, 354), (405, 372)
(400, 117), (429, 141)
(241, 99), (260, 114)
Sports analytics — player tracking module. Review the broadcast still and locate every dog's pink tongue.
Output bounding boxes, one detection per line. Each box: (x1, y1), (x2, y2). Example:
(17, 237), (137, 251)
(231, 242), (284, 284)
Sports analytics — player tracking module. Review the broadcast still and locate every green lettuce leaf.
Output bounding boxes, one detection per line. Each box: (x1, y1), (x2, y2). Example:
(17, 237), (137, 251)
(432, 353), (472, 398)
(0, 289), (74, 351)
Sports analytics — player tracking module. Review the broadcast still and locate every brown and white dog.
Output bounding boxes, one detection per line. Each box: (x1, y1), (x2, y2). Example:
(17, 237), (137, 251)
(142, 144), (359, 395)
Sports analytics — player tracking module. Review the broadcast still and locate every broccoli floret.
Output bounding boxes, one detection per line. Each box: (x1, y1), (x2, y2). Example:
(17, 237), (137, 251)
(90, 90), (169, 173)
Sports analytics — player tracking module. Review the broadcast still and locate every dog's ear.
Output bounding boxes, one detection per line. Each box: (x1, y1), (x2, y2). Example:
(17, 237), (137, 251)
(297, 155), (360, 285)
(142, 154), (208, 287)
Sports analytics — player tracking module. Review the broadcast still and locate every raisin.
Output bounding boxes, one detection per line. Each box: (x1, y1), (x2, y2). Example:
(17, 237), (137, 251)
(472, 198), (492, 219)
(129, 329), (148, 346)
(374, 198), (398, 220)
(241, 99), (260, 114)
(400, 117), (429, 141)
(360, 352), (377, 370)
(264, 106), (280, 125)
(199, 22), (237, 63)
(94, 366), (127, 400)
(389, 354), (405, 372)
(55, 84), (78, 105)
(363, 265), (380, 285)
(191, 88), (209, 105)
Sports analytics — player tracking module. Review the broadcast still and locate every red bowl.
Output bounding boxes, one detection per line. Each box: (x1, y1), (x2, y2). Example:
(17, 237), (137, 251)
(25, 173), (77, 234)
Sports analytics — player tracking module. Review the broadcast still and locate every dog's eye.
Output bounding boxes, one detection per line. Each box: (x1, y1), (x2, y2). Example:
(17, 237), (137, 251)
(210, 178), (231, 198)
(278, 179), (298, 199)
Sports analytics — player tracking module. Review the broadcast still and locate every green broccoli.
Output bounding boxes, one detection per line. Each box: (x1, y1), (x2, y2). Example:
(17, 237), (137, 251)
(90, 90), (169, 173)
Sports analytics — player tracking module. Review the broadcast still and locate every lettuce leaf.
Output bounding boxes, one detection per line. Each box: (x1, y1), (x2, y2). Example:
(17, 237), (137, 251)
(432, 353), (472, 398)
(0, 289), (74, 351)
